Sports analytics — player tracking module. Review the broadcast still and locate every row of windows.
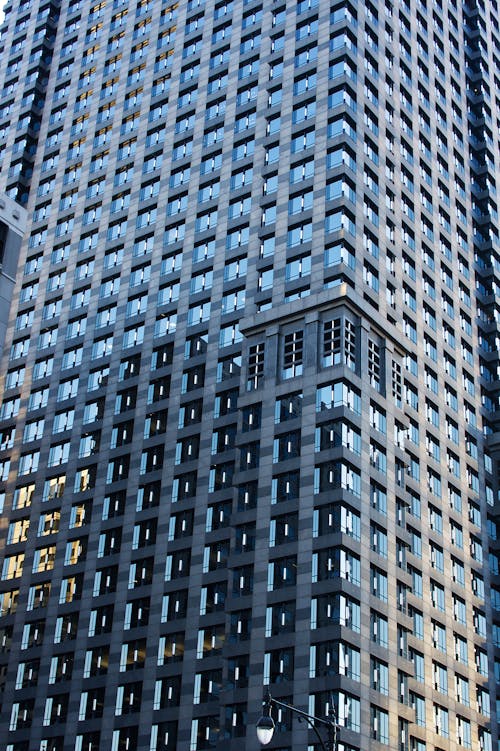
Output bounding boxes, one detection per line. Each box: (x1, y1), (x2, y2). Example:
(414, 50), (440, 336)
(2, 334), (473, 419)
(6, 667), (477, 738)
(0, 412), (481, 624)
(3, 537), (481, 630)
(2, 341), (485, 506)
(1, 493), (482, 619)
(18, 189), (476, 348)
(7, 586), (492, 676)
(11, 226), (472, 363)
(5, 711), (489, 751)
(21, 194), (469, 284)
(7, 610), (490, 727)
(6, 684), (488, 751)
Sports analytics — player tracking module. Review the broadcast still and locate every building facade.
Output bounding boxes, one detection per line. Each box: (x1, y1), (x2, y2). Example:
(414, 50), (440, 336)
(0, 0), (499, 750)
(0, 194), (27, 358)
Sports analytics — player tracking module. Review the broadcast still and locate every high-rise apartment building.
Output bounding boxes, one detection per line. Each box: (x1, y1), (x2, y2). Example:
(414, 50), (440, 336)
(0, 0), (499, 750)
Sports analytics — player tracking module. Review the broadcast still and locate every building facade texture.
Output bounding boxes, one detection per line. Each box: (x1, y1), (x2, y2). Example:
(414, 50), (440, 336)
(0, 194), (27, 359)
(0, 0), (499, 750)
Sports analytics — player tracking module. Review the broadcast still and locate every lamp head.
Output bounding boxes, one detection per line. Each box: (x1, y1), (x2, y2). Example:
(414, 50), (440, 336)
(256, 714), (275, 745)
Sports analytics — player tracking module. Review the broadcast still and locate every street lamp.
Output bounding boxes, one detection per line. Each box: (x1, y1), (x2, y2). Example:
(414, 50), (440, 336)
(256, 690), (338, 751)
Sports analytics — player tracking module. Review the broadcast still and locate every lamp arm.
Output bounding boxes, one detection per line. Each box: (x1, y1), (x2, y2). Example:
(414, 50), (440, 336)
(265, 693), (338, 751)
(296, 712), (330, 751)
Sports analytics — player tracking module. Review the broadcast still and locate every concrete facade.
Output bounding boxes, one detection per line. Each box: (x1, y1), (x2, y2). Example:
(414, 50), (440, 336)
(0, 1), (499, 750)
(0, 195), (26, 357)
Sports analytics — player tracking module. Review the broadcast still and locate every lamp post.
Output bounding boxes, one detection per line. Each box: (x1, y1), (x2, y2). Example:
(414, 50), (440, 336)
(256, 690), (339, 751)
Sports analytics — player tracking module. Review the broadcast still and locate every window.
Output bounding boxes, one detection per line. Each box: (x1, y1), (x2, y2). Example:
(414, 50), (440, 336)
(434, 662), (448, 694)
(453, 595), (467, 625)
(336, 692), (360, 732)
(370, 442), (386, 474)
(434, 705), (449, 738)
(371, 706), (389, 744)
(450, 521), (463, 549)
(457, 716), (471, 748)
(18, 450), (40, 476)
(371, 611), (388, 647)
(431, 544), (444, 573)
(282, 330), (303, 379)
(371, 658), (389, 695)
(428, 505), (442, 535)
(321, 317), (338, 366)
(371, 566), (388, 601)
(247, 343), (265, 391)
(315, 421), (360, 457)
(58, 377), (79, 401)
(287, 220), (312, 247)
(411, 649), (425, 682)
(53, 410), (74, 434)
(23, 419), (45, 443)
(411, 693), (426, 727)
(316, 381), (361, 414)
(431, 580), (445, 611)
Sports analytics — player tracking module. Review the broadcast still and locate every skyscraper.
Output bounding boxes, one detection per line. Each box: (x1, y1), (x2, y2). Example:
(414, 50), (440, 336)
(0, 0), (498, 749)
